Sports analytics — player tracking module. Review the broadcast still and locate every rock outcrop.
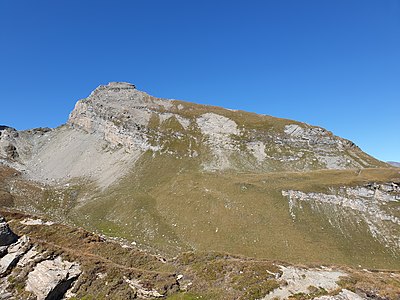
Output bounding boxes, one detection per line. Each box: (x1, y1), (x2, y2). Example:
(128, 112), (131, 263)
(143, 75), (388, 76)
(26, 256), (81, 300)
(282, 182), (400, 252)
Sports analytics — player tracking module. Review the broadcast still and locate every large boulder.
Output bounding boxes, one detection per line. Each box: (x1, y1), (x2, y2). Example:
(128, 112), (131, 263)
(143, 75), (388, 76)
(0, 235), (30, 275)
(25, 256), (81, 300)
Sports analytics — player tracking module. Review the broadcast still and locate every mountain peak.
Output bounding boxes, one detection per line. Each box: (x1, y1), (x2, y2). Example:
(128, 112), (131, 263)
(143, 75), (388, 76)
(100, 81), (136, 90)
(89, 82), (137, 97)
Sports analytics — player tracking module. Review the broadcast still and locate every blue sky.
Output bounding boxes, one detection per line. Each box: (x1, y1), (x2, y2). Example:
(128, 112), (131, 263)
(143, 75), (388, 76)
(1, 0), (399, 162)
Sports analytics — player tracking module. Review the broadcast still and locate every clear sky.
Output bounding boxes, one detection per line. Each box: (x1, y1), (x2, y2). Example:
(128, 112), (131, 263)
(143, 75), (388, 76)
(1, 0), (399, 162)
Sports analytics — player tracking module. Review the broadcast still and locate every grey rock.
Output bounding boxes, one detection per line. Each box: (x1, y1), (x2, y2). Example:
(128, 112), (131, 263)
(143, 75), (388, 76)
(0, 235), (30, 275)
(25, 256), (81, 300)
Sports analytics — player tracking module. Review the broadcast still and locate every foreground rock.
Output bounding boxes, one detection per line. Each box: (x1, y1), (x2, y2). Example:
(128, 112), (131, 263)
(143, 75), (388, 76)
(26, 256), (81, 300)
(0, 216), (82, 300)
(0, 235), (30, 275)
(0, 211), (398, 299)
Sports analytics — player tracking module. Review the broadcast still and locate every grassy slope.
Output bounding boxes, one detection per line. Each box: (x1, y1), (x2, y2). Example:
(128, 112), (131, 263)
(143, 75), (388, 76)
(67, 153), (400, 270)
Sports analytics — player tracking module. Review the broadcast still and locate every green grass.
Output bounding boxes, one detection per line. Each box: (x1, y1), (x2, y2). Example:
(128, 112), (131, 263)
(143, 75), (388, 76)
(2, 156), (399, 269)
(63, 153), (400, 269)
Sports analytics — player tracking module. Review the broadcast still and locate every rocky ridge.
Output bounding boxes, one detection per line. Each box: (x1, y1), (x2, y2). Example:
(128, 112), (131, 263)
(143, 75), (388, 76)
(388, 161), (400, 168)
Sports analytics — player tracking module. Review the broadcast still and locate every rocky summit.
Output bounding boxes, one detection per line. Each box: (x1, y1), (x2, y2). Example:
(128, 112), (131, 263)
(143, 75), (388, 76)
(0, 82), (399, 299)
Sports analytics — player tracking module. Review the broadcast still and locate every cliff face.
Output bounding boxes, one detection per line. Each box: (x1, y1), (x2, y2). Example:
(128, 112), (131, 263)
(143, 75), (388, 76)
(66, 82), (386, 179)
(0, 82), (387, 189)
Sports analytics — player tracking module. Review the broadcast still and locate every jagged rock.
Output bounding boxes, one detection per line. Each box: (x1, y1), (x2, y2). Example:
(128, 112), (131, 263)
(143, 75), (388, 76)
(0, 126), (11, 132)
(25, 256), (81, 300)
(0, 216), (18, 247)
(0, 235), (30, 275)
(26, 127), (52, 135)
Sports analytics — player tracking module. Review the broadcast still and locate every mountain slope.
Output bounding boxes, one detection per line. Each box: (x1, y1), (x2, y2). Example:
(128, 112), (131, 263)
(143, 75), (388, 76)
(0, 82), (399, 272)
(1, 210), (399, 300)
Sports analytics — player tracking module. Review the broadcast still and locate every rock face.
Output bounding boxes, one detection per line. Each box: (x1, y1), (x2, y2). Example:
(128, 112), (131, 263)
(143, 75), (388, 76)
(0, 127), (19, 162)
(0, 216), (18, 246)
(26, 256), (81, 300)
(68, 82), (176, 154)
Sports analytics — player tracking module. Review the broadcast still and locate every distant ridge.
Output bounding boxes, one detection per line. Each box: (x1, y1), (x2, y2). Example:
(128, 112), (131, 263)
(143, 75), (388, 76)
(388, 161), (400, 167)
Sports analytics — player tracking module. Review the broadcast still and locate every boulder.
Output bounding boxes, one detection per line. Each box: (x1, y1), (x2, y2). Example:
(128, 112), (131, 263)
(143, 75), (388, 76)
(25, 256), (81, 300)
(0, 235), (30, 275)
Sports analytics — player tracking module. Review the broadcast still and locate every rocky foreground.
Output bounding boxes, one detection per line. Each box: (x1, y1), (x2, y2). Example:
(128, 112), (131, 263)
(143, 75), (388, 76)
(0, 212), (399, 300)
